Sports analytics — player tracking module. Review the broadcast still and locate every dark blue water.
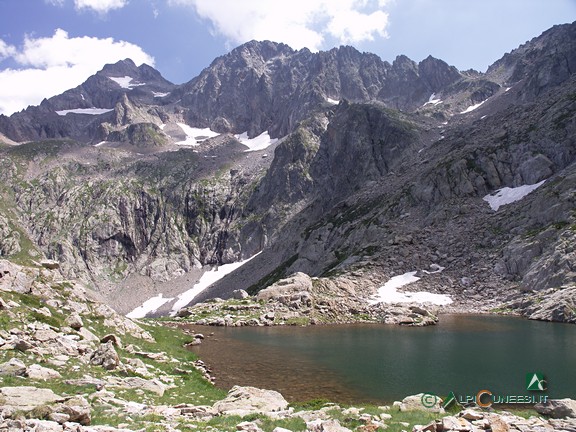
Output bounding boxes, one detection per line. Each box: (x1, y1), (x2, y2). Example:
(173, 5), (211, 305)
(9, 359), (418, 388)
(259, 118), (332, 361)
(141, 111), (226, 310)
(189, 315), (576, 403)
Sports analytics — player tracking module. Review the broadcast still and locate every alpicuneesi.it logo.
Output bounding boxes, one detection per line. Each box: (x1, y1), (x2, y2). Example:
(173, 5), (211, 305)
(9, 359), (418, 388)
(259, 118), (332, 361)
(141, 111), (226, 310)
(526, 372), (547, 391)
(421, 372), (548, 409)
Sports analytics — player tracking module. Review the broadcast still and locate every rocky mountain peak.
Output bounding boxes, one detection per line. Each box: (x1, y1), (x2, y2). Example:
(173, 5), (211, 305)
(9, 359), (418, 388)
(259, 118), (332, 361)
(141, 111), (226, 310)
(99, 58), (140, 77)
(231, 39), (296, 62)
(418, 55), (462, 91)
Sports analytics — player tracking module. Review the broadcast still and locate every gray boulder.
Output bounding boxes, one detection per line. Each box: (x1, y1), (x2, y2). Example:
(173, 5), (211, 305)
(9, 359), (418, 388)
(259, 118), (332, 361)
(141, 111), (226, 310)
(26, 364), (62, 380)
(65, 313), (83, 330)
(54, 396), (91, 425)
(256, 272), (313, 302)
(213, 385), (289, 416)
(89, 341), (120, 370)
(0, 358), (27, 376)
(232, 289), (250, 299)
(535, 398), (576, 418)
(0, 386), (64, 411)
(399, 393), (444, 413)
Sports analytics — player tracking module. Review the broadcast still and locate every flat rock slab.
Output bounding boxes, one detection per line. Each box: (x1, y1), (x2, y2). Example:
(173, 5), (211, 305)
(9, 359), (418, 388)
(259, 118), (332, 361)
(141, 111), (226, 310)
(0, 386), (64, 411)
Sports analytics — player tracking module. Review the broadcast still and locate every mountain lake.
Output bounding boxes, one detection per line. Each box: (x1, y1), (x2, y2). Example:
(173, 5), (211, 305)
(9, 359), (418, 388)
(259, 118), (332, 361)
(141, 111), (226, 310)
(185, 314), (575, 404)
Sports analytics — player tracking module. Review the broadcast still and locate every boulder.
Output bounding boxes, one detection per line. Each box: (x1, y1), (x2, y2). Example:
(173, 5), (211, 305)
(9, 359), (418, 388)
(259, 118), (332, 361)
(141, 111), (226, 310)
(34, 328), (60, 342)
(101, 334), (122, 348)
(25, 419), (63, 431)
(399, 394), (444, 413)
(0, 358), (27, 376)
(117, 377), (167, 396)
(236, 421), (264, 432)
(213, 386), (289, 416)
(306, 419), (352, 432)
(54, 396), (91, 425)
(256, 272), (313, 302)
(26, 364), (62, 380)
(90, 341), (120, 370)
(232, 289), (250, 299)
(442, 415), (473, 431)
(15, 338), (34, 351)
(0, 386), (64, 411)
(65, 313), (83, 330)
(535, 398), (576, 418)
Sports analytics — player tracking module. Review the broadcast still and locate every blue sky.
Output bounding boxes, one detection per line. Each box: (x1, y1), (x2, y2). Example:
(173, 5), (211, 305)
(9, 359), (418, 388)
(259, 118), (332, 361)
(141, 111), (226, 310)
(0, 0), (575, 115)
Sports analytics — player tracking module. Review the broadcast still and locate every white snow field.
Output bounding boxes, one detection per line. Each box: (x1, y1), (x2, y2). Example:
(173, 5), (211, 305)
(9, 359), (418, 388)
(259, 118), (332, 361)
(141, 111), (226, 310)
(170, 253), (261, 315)
(460, 100), (485, 114)
(126, 293), (174, 319)
(423, 93), (442, 106)
(176, 123), (220, 146)
(56, 108), (113, 116)
(235, 131), (278, 152)
(483, 180), (546, 211)
(109, 76), (146, 89)
(369, 271), (453, 305)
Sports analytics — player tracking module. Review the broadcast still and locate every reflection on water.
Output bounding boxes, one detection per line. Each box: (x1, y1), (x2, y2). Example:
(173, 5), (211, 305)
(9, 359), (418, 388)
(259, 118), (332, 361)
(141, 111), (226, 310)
(184, 314), (576, 403)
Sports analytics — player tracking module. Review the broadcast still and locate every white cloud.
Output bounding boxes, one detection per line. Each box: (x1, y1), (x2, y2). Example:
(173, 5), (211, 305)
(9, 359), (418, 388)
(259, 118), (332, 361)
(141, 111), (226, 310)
(74, 0), (128, 13)
(168, 0), (390, 51)
(0, 29), (154, 115)
(0, 40), (16, 60)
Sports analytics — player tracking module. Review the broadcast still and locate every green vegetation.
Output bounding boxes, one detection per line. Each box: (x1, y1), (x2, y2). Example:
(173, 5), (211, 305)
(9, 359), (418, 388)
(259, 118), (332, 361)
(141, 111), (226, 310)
(6, 139), (79, 160)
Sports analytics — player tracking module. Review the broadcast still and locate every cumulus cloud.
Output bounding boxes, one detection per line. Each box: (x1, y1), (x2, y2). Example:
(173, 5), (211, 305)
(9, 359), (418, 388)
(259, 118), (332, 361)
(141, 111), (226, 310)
(0, 29), (154, 115)
(0, 41), (16, 61)
(168, 0), (390, 50)
(74, 0), (128, 13)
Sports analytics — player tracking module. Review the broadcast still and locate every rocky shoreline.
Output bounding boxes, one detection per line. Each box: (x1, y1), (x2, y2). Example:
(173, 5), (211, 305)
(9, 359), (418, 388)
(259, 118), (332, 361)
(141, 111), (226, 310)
(174, 269), (576, 328)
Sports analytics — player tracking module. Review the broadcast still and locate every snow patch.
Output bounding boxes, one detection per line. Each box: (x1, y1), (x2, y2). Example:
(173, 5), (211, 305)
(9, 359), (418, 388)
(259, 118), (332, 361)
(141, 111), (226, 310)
(94, 141), (108, 147)
(460, 100), (485, 114)
(176, 123), (220, 146)
(483, 180), (546, 211)
(423, 93), (442, 106)
(153, 91), (169, 97)
(326, 97), (339, 105)
(56, 108), (113, 116)
(126, 293), (174, 319)
(170, 253), (261, 314)
(109, 76), (145, 89)
(369, 271), (453, 306)
(235, 131), (278, 152)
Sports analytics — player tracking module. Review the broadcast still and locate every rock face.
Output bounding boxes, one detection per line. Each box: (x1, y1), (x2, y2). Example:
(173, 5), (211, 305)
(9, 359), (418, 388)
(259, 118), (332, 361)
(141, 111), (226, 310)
(507, 287), (576, 323)
(212, 385), (289, 416)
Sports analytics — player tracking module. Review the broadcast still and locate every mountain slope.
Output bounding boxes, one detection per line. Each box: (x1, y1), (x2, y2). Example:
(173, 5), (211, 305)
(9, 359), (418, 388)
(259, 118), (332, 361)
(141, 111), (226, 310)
(0, 22), (575, 322)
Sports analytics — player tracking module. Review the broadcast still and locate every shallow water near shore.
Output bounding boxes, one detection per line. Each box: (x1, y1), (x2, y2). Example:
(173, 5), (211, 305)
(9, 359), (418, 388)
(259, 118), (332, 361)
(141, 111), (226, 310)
(185, 314), (576, 404)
